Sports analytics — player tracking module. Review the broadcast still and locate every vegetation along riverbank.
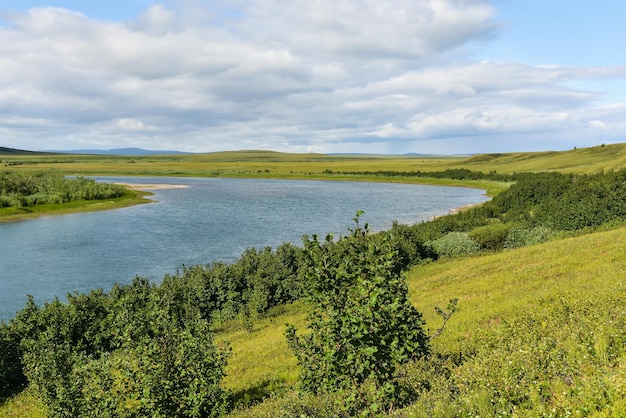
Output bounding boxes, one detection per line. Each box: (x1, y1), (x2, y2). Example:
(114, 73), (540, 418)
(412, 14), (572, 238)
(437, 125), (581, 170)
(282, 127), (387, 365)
(1, 142), (626, 416)
(0, 171), (152, 223)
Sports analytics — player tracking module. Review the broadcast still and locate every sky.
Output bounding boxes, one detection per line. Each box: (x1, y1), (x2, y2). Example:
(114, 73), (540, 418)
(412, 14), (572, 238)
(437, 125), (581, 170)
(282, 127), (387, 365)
(1, 1), (625, 154)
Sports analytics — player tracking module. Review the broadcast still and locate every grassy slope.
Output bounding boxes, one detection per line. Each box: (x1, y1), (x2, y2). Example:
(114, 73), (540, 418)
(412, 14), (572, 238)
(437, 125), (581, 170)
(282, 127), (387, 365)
(456, 143), (626, 173)
(219, 225), (626, 415)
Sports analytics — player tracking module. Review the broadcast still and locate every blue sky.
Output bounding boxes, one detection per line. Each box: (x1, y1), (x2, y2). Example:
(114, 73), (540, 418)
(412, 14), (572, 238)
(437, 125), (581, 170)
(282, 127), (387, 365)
(1, 0), (625, 154)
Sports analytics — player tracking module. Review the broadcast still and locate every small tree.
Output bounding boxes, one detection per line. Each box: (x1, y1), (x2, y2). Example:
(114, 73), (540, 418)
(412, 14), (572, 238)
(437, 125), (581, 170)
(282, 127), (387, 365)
(286, 212), (429, 414)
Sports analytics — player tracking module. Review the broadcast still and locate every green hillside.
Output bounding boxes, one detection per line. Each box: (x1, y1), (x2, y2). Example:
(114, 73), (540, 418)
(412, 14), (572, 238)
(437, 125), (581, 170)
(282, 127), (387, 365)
(231, 226), (626, 416)
(4, 142), (626, 176)
(456, 143), (626, 173)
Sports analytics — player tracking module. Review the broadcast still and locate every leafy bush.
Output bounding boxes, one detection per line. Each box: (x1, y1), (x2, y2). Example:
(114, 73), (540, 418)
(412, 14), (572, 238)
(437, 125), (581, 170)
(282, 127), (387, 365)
(429, 232), (480, 258)
(286, 213), (429, 414)
(504, 225), (554, 249)
(0, 171), (124, 208)
(387, 221), (438, 267)
(0, 323), (24, 399)
(13, 278), (230, 417)
(469, 222), (513, 251)
(72, 316), (230, 418)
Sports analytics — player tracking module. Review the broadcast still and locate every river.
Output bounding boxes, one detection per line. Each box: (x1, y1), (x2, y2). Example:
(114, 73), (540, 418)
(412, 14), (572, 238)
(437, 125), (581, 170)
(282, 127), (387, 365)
(0, 177), (489, 321)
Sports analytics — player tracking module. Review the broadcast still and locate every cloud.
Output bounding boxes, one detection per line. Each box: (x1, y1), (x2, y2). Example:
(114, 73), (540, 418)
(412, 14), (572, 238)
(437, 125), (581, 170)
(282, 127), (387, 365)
(0, 1), (624, 153)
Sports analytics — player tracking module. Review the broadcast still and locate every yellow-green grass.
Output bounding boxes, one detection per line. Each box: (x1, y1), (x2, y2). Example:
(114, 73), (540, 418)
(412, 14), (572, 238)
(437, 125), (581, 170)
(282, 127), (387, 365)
(456, 142), (626, 173)
(228, 226), (626, 416)
(0, 143), (621, 176)
(0, 189), (152, 223)
(0, 388), (46, 418)
(3, 225), (626, 416)
(217, 303), (307, 408)
(4, 143), (626, 177)
(407, 225), (626, 349)
(0, 152), (463, 177)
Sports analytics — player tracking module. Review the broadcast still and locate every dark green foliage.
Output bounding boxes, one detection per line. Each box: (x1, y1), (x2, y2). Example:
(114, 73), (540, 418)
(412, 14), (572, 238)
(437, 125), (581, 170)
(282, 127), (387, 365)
(0, 171), (124, 208)
(535, 170), (626, 230)
(159, 242), (304, 325)
(71, 315), (229, 417)
(328, 168), (513, 182)
(387, 221), (438, 267)
(286, 213), (429, 414)
(8, 278), (229, 417)
(0, 323), (24, 399)
(406, 168), (626, 253)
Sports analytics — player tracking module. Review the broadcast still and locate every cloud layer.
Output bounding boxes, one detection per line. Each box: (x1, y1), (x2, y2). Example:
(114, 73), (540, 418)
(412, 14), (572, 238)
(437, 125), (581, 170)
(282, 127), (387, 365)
(1, 1), (625, 153)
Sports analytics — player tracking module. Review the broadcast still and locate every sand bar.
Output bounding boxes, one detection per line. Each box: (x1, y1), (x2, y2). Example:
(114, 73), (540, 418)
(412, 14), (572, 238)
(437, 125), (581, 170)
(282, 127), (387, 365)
(115, 183), (190, 190)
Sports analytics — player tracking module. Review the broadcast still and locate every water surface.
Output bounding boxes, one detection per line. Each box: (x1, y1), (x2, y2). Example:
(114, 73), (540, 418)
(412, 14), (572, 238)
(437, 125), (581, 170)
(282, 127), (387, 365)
(0, 177), (489, 320)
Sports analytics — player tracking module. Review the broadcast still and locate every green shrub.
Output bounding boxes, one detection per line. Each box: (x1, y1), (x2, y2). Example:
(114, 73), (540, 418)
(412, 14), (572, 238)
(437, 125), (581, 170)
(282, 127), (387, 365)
(0, 323), (24, 399)
(286, 212), (429, 414)
(15, 279), (230, 417)
(504, 225), (554, 249)
(387, 221), (438, 267)
(72, 317), (230, 418)
(469, 222), (513, 251)
(429, 232), (480, 258)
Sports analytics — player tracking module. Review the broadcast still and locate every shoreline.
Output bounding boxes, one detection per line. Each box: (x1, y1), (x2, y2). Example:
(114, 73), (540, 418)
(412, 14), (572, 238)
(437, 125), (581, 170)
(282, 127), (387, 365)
(113, 183), (190, 190)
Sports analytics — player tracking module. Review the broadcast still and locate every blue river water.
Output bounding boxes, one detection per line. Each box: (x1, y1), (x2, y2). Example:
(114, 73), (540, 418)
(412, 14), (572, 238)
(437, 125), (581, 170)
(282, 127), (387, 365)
(0, 177), (489, 321)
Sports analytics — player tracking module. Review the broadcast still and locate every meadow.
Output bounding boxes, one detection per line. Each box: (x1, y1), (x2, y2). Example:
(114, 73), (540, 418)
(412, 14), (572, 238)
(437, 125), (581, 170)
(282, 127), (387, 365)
(1, 143), (626, 416)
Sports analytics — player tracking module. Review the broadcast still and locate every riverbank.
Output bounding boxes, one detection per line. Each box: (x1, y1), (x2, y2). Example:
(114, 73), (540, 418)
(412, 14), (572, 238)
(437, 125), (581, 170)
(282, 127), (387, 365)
(0, 188), (152, 223)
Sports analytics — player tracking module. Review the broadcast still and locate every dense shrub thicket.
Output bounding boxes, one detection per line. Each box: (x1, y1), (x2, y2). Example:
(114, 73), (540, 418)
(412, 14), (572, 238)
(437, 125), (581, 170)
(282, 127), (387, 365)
(0, 171), (124, 208)
(4, 168), (626, 415)
(2, 280), (230, 417)
(398, 169), (626, 258)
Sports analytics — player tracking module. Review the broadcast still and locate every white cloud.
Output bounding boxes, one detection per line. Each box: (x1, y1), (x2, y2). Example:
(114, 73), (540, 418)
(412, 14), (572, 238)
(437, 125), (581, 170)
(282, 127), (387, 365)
(0, 1), (624, 153)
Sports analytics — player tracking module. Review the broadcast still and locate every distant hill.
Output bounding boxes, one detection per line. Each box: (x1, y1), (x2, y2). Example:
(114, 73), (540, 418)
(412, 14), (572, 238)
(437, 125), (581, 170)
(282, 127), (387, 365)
(0, 146), (51, 155)
(47, 148), (190, 156)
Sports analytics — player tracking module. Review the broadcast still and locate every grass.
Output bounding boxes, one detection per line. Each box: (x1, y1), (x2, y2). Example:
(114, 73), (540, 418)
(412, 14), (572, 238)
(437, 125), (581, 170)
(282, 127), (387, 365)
(0, 388), (46, 418)
(224, 226), (626, 416)
(4, 143), (626, 177)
